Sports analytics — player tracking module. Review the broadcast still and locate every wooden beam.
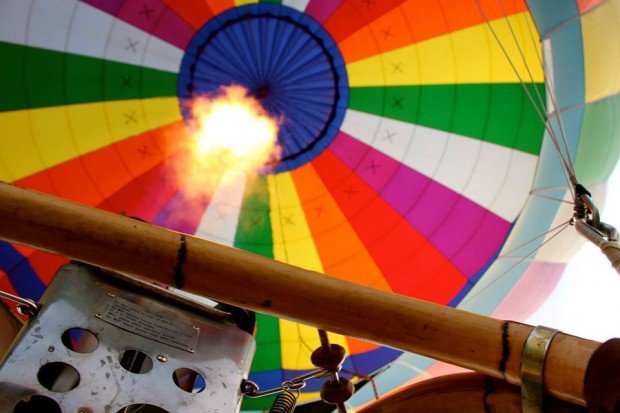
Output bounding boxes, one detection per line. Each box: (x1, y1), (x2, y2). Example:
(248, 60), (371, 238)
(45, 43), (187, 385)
(0, 182), (606, 407)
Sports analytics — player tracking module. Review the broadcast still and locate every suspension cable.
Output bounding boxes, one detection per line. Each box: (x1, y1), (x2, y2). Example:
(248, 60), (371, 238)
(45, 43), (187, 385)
(472, 0), (577, 195)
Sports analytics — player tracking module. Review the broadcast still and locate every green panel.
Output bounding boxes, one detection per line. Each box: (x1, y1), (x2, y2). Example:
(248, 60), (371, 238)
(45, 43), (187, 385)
(241, 389), (273, 411)
(0, 41), (27, 110)
(260, 0), (282, 3)
(0, 42), (177, 111)
(348, 83), (546, 155)
(234, 176), (275, 258)
(574, 94), (620, 185)
(235, 176), (277, 411)
(233, 175), (279, 371)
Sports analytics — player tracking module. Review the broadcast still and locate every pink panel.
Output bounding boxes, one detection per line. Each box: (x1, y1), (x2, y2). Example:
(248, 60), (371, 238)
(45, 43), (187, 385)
(491, 261), (566, 321)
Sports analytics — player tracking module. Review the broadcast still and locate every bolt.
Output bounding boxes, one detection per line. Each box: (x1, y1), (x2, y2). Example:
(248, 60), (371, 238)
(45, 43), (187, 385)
(156, 354), (167, 363)
(94, 313), (102, 318)
(187, 348), (194, 353)
(107, 292), (116, 298)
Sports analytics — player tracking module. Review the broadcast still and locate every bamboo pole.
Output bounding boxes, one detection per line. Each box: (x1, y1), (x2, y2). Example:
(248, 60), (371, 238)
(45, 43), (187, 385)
(0, 182), (605, 407)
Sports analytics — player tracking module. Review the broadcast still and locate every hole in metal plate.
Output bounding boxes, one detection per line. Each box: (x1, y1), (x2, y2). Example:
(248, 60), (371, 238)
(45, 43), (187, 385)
(115, 404), (170, 413)
(172, 367), (206, 394)
(61, 328), (98, 354)
(13, 395), (61, 413)
(37, 362), (80, 392)
(119, 349), (153, 374)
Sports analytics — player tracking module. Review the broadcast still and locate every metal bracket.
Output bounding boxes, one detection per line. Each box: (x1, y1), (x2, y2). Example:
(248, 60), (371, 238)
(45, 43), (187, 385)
(0, 289), (39, 317)
(521, 326), (560, 413)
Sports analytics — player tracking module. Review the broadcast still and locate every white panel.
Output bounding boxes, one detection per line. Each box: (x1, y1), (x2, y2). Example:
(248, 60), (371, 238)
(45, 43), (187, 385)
(432, 135), (480, 193)
(282, 0), (311, 12)
(461, 142), (510, 208)
(142, 35), (184, 73)
(341, 109), (413, 162)
(491, 151), (539, 221)
(27, 0), (76, 51)
(195, 172), (247, 245)
(0, 0), (33, 44)
(404, 124), (450, 178)
(67, 1), (114, 59)
(342, 110), (538, 221)
(340, 109), (381, 146)
(104, 14), (183, 72)
(2, 0), (183, 73)
(105, 19), (152, 67)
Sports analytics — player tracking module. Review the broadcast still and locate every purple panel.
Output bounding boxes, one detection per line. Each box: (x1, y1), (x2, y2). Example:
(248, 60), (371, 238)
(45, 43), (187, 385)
(82, 0), (123, 15)
(348, 347), (402, 376)
(84, 0), (194, 50)
(152, 191), (210, 234)
(330, 132), (511, 278)
(382, 165), (432, 215)
(152, 7), (195, 49)
(430, 199), (511, 276)
(305, 0), (344, 23)
(330, 132), (399, 193)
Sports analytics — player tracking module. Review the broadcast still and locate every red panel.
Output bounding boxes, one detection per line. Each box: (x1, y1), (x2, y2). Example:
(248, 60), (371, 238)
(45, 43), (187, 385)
(162, 0), (214, 30)
(0, 271), (26, 322)
(577, 0), (606, 13)
(337, 0), (529, 63)
(324, 0), (406, 43)
(312, 150), (465, 304)
(104, 155), (181, 222)
(16, 122), (186, 210)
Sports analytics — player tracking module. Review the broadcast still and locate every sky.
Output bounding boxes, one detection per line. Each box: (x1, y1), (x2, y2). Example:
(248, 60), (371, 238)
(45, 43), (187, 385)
(527, 163), (620, 342)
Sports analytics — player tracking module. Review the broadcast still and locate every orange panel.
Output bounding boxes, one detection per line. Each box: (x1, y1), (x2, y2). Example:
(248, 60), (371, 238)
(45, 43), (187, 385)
(290, 163), (392, 291)
(346, 337), (380, 353)
(207, 0), (236, 15)
(338, 5), (413, 63)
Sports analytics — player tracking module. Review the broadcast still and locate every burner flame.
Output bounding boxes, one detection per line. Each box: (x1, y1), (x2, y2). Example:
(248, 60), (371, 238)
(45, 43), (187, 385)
(177, 85), (281, 196)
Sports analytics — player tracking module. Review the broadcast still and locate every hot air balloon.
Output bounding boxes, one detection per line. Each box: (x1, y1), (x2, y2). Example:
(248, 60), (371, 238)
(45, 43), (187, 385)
(0, 0), (618, 412)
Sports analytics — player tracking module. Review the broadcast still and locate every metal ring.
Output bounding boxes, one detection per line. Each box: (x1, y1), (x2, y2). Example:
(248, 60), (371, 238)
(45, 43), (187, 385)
(521, 326), (560, 413)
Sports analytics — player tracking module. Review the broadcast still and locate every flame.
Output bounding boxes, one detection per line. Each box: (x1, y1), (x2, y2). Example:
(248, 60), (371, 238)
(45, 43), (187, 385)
(178, 85), (281, 196)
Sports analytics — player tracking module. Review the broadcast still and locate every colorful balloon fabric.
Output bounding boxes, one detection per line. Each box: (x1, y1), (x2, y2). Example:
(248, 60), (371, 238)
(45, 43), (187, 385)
(1, 0), (619, 410)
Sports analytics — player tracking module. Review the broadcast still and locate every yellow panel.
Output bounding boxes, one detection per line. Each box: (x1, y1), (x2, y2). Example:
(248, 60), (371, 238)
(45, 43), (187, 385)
(0, 157), (14, 182)
(347, 12), (543, 86)
(268, 173), (350, 370)
(582, 0), (620, 103)
(234, 0), (257, 5)
(67, 103), (112, 155)
(0, 111), (48, 180)
(0, 98), (181, 181)
(105, 97), (180, 143)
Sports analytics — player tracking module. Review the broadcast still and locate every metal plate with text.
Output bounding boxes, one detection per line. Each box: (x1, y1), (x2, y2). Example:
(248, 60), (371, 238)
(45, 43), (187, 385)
(97, 295), (199, 352)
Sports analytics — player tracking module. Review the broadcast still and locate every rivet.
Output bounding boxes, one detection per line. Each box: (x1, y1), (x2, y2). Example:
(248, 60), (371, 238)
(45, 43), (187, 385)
(156, 354), (167, 363)
(107, 292), (116, 298)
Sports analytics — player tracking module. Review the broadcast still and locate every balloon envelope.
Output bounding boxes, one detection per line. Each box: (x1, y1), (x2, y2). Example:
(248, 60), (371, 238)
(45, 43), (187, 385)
(0, 0), (619, 410)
